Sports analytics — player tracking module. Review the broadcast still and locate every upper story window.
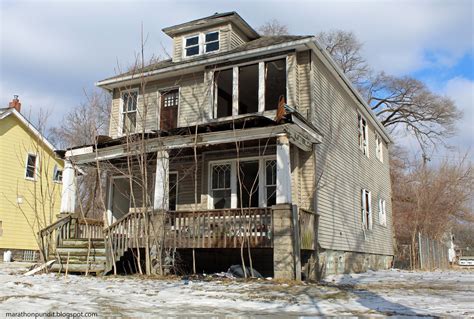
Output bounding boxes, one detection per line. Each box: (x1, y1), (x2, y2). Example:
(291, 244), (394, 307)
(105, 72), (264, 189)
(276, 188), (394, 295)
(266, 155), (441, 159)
(184, 31), (220, 58)
(122, 90), (138, 134)
(25, 154), (37, 180)
(205, 31), (219, 53)
(214, 58), (287, 119)
(358, 114), (368, 156)
(361, 189), (372, 230)
(184, 35), (200, 57)
(375, 134), (383, 162)
(53, 165), (63, 183)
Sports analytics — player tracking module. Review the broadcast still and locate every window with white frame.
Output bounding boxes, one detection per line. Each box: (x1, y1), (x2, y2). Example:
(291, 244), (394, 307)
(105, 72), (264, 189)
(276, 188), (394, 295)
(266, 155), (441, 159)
(265, 159), (277, 207)
(184, 35), (199, 57)
(53, 165), (63, 183)
(122, 90), (138, 134)
(358, 114), (368, 156)
(211, 163), (232, 209)
(378, 198), (387, 227)
(361, 189), (372, 230)
(204, 31), (219, 53)
(375, 134), (383, 162)
(25, 154), (37, 180)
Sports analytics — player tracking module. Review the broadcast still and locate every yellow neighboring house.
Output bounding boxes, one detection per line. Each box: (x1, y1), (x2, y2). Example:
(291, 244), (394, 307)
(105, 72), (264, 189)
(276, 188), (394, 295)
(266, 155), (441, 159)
(0, 96), (63, 261)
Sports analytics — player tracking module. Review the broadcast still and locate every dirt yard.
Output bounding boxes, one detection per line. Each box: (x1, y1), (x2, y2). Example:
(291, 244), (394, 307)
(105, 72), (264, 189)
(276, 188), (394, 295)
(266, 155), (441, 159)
(0, 262), (473, 318)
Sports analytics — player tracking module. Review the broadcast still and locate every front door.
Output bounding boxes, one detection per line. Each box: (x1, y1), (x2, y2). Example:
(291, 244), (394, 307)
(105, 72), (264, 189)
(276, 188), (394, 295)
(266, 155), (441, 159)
(160, 89), (179, 131)
(108, 177), (131, 225)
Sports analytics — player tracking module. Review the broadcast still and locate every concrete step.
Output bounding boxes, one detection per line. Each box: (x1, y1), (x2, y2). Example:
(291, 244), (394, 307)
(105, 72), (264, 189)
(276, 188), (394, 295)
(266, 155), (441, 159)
(61, 239), (105, 248)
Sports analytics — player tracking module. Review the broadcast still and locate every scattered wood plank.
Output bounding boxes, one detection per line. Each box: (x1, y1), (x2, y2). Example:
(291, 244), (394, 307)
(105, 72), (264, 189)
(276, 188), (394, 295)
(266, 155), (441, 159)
(24, 260), (55, 276)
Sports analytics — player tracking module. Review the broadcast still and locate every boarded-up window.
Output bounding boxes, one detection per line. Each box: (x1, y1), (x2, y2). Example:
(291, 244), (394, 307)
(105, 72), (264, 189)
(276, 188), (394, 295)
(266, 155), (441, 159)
(361, 189), (372, 230)
(215, 69), (233, 118)
(265, 59), (286, 110)
(238, 64), (259, 114)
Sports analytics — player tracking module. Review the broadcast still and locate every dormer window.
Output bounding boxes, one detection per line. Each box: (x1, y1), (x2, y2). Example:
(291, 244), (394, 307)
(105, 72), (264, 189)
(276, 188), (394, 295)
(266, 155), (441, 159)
(184, 31), (220, 58)
(205, 31), (219, 53)
(185, 35), (199, 57)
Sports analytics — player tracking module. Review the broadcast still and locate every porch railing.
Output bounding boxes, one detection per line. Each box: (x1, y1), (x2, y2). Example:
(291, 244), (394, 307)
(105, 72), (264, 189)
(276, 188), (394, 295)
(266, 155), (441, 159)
(39, 214), (104, 260)
(166, 208), (273, 249)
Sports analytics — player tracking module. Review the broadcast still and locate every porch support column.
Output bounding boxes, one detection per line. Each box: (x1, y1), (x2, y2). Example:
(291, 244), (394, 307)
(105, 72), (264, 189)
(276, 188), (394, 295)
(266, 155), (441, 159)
(273, 203), (297, 280)
(276, 134), (292, 204)
(153, 150), (169, 211)
(60, 160), (76, 214)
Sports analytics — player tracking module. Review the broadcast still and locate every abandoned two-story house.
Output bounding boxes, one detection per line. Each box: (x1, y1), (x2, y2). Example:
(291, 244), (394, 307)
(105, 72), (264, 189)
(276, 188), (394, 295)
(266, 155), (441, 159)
(43, 12), (394, 279)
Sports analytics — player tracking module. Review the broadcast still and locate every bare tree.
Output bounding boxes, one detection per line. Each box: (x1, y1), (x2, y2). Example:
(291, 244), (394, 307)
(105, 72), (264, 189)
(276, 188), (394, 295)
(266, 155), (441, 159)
(257, 19), (289, 36)
(315, 30), (370, 87)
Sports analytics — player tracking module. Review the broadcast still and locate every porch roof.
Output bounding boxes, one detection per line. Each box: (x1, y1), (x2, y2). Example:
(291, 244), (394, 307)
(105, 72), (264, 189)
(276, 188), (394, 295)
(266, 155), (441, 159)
(62, 112), (322, 164)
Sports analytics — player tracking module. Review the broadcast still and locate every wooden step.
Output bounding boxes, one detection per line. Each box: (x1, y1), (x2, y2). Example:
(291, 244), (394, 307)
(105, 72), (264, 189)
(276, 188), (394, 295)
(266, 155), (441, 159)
(56, 247), (106, 256)
(50, 262), (105, 273)
(60, 239), (105, 248)
(56, 255), (107, 263)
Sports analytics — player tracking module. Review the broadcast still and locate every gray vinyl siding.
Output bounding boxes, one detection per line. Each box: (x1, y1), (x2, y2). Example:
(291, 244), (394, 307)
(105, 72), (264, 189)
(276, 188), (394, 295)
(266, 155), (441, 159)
(310, 51), (393, 256)
(108, 72), (212, 138)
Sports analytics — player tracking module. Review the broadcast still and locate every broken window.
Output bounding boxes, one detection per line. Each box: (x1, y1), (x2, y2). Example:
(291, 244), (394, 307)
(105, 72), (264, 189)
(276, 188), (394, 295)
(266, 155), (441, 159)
(361, 189), (372, 230)
(214, 69), (233, 118)
(205, 31), (219, 53)
(265, 159), (277, 207)
(378, 198), (387, 227)
(122, 91), (138, 134)
(53, 165), (62, 183)
(358, 114), (368, 156)
(25, 154), (37, 179)
(211, 163), (231, 209)
(238, 64), (259, 114)
(265, 59), (286, 110)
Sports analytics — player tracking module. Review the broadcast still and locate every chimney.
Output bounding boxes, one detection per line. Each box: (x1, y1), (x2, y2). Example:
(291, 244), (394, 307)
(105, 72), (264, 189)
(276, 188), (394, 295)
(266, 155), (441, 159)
(9, 95), (21, 113)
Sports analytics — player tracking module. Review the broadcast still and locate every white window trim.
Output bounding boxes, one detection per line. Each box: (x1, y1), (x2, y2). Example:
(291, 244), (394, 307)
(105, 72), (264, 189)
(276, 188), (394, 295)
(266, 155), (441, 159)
(106, 175), (131, 225)
(53, 164), (63, 183)
(358, 113), (369, 157)
(25, 153), (38, 181)
(212, 56), (288, 119)
(375, 134), (383, 163)
(118, 88), (139, 137)
(361, 189), (373, 230)
(183, 30), (220, 59)
(204, 31), (220, 53)
(378, 198), (387, 227)
(207, 155), (276, 209)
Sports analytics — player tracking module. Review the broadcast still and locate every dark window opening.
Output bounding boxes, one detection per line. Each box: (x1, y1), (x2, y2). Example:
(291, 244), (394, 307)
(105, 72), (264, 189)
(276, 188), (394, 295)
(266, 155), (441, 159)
(185, 36), (199, 57)
(25, 154), (37, 179)
(215, 69), (233, 118)
(205, 31), (219, 53)
(169, 173), (178, 211)
(237, 161), (259, 208)
(265, 59), (286, 110)
(238, 64), (259, 114)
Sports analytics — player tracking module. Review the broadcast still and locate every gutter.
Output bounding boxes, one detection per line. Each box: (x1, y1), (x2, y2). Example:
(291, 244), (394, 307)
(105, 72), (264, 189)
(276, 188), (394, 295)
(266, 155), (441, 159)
(95, 37), (313, 89)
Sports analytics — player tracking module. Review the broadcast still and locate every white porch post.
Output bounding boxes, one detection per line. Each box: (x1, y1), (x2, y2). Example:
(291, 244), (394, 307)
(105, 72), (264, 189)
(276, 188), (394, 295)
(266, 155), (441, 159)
(276, 134), (292, 204)
(60, 160), (76, 214)
(153, 150), (169, 211)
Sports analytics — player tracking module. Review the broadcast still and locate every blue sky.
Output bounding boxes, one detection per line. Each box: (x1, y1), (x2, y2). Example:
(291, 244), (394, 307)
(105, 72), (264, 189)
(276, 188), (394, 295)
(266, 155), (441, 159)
(1, 0), (473, 158)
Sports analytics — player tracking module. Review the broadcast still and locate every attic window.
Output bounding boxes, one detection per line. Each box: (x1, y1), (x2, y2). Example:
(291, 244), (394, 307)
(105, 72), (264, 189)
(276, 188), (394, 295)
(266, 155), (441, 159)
(185, 35), (199, 57)
(205, 31), (219, 53)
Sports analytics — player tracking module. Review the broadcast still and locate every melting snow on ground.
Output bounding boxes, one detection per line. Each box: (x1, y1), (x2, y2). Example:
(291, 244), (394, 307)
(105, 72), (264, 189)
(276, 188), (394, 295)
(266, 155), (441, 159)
(0, 262), (473, 317)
